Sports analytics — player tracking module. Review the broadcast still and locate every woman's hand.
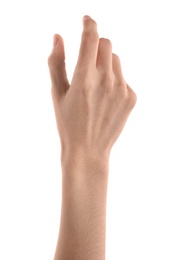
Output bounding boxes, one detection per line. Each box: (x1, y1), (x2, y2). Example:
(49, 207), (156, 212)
(48, 15), (137, 159)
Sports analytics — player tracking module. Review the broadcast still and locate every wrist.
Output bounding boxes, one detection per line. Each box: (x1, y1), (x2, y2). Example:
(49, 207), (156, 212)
(60, 147), (110, 206)
(61, 149), (110, 184)
(60, 146), (110, 168)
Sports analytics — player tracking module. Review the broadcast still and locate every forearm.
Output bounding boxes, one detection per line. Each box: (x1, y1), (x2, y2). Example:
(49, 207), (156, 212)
(54, 151), (109, 260)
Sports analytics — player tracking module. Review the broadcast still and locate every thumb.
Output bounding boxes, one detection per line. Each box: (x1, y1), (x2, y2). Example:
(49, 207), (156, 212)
(48, 34), (70, 100)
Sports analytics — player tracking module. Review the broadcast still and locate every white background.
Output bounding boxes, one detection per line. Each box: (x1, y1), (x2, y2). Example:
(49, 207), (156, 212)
(0, 0), (179, 259)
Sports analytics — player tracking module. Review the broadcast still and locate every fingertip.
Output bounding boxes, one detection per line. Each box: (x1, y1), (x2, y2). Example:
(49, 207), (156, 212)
(53, 34), (59, 48)
(82, 15), (98, 29)
(53, 34), (64, 48)
(83, 15), (92, 20)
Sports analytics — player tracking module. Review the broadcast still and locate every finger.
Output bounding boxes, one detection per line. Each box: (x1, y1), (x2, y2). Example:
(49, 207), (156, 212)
(96, 38), (112, 71)
(76, 16), (99, 68)
(48, 34), (70, 100)
(112, 53), (126, 86)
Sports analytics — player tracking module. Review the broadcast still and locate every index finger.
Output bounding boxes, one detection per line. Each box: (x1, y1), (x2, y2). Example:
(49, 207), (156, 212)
(76, 16), (99, 69)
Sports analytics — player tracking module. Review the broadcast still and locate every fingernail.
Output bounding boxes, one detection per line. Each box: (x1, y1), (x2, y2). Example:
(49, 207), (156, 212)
(53, 34), (58, 47)
(83, 15), (91, 20)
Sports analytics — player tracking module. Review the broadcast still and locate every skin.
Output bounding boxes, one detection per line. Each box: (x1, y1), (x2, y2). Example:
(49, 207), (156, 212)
(48, 15), (137, 260)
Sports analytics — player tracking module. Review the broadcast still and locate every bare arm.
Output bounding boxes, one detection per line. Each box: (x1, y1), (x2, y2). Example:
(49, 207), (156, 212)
(48, 15), (137, 260)
(54, 153), (109, 259)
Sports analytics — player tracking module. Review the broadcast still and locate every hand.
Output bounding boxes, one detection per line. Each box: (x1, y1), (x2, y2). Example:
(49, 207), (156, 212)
(48, 15), (137, 159)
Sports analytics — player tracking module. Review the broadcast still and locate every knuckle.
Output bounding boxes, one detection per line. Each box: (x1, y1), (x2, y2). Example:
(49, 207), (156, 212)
(74, 68), (93, 91)
(78, 81), (93, 96)
(115, 83), (137, 109)
(126, 88), (137, 108)
(119, 80), (127, 88)
(116, 85), (127, 99)
(47, 53), (56, 67)
(75, 66), (90, 79)
(100, 71), (114, 90)
(114, 79), (127, 90)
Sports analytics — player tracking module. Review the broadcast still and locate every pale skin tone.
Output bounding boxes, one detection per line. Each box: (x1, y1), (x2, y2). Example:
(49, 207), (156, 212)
(48, 15), (137, 260)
